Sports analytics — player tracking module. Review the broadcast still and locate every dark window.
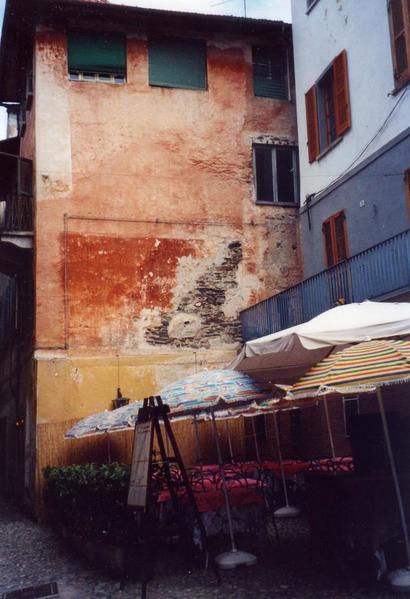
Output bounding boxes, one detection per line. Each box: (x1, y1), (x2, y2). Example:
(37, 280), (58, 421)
(343, 397), (359, 437)
(254, 145), (298, 204)
(305, 50), (351, 161)
(252, 46), (289, 100)
(388, 0), (410, 89)
(323, 211), (348, 267)
(67, 31), (126, 83)
(148, 38), (207, 90)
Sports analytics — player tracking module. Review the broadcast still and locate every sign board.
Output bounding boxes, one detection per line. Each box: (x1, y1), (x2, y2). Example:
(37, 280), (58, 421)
(127, 420), (153, 507)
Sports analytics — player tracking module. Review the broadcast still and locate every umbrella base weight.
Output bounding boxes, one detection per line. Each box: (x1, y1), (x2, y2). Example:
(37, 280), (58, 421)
(274, 505), (301, 518)
(388, 568), (410, 592)
(216, 550), (257, 569)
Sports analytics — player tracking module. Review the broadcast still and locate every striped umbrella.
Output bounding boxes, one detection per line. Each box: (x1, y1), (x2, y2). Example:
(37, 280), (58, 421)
(289, 339), (410, 399)
(160, 368), (272, 569)
(160, 369), (272, 416)
(288, 338), (410, 589)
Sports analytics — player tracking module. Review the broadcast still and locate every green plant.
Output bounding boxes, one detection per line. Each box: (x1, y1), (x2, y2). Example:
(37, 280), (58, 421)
(43, 462), (130, 543)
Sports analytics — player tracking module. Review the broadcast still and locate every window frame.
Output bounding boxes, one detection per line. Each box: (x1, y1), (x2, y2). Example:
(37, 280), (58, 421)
(405, 168), (410, 220)
(252, 45), (290, 101)
(322, 210), (349, 268)
(305, 50), (351, 162)
(388, 0), (410, 92)
(253, 144), (299, 206)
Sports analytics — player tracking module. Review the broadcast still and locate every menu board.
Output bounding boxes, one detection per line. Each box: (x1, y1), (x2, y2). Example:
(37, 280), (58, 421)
(127, 420), (153, 507)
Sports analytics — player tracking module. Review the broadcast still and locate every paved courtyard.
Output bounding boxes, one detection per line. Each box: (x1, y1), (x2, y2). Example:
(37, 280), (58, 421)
(0, 498), (397, 598)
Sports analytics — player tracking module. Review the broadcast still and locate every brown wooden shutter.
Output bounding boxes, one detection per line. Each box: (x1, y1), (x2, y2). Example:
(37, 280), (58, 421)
(333, 50), (351, 137)
(334, 212), (348, 261)
(388, 0), (410, 87)
(305, 85), (319, 162)
(323, 220), (334, 267)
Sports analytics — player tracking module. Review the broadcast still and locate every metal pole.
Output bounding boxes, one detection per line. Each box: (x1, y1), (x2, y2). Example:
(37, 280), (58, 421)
(225, 419), (234, 462)
(193, 415), (202, 463)
(211, 410), (237, 552)
(376, 387), (410, 568)
(251, 417), (261, 463)
(323, 395), (336, 459)
(272, 410), (290, 507)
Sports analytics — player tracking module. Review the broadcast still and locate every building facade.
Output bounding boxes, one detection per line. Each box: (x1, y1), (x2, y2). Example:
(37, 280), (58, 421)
(0, 0), (301, 510)
(241, 0), (410, 342)
(293, 0), (410, 279)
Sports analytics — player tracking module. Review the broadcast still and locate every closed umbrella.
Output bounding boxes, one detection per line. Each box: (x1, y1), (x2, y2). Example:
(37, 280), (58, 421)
(161, 368), (271, 570)
(287, 338), (410, 591)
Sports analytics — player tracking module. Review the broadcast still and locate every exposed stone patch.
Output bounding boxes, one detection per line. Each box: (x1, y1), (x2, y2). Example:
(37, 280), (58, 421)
(145, 240), (243, 349)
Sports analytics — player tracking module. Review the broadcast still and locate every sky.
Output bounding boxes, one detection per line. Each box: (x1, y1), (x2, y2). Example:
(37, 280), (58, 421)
(0, 0), (291, 136)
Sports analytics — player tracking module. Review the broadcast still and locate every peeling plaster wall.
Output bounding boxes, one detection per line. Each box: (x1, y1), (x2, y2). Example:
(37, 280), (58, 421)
(32, 21), (301, 487)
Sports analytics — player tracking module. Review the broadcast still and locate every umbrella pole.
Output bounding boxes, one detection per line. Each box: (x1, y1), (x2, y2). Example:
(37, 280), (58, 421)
(376, 388), (410, 571)
(272, 410), (300, 518)
(210, 409), (257, 569)
(211, 410), (236, 551)
(193, 415), (202, 464)
(251, 417), (261, 463)
(323, 395), (336, 459)
(225, 419), (234, 462)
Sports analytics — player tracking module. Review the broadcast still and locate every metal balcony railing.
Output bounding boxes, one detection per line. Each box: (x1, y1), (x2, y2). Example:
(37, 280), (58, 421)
(241, 229), (410, 341)
(0, 192), (33, 232)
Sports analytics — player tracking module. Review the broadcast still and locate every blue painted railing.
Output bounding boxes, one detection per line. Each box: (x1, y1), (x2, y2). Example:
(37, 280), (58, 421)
(241, 229), (410, 341)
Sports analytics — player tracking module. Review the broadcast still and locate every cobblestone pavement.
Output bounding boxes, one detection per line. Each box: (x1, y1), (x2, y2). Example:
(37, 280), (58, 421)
(0, 498), (398, 598)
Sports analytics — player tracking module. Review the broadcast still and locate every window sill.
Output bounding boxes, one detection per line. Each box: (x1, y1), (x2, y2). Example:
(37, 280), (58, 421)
(255, 201), (299, 207)
(306, 0), (321, 14)
(316, 136), (343, 162)
(390, 74), (410, 96)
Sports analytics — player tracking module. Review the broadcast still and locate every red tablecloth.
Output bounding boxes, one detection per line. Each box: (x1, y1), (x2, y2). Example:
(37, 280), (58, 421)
(261, 459), (310, 477)
(157, 477), (264, 513)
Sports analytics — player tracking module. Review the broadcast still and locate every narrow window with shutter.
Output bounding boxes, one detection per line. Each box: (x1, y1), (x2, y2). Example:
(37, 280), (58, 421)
(323, 211), (348, 267)
(305, 50), (351, 160)
(388, 0), (410, 89)
(252, 46), (289, 100)
(67, 31), (126, 83)
(148, 37), (207, 90)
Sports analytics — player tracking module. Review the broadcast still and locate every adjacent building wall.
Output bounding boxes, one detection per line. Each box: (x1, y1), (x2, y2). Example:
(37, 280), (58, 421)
(292, 0), (410, 204)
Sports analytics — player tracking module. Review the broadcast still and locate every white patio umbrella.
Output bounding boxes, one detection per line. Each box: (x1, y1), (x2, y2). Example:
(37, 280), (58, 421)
(230, 301), (410, 383)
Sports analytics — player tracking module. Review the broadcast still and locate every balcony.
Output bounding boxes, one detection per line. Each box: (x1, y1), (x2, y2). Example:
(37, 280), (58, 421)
(0, 143), (33, 248)
(241, 230), (410, 341)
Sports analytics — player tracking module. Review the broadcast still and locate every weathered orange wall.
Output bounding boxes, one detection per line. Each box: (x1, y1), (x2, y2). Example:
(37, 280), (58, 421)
(32, 21), (301, 491)
(34, 28), (300, 352)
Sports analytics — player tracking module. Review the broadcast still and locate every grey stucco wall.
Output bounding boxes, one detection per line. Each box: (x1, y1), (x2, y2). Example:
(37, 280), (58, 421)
(299, 128), (410, 278)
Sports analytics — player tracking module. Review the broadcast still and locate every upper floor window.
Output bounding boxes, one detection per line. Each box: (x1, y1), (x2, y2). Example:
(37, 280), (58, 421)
(252, 46), (289, 100)
(253, 145), (299, 205)
(67, 31), (126, 83)
(305, 50), (351, 162)
(323, 211), (348, 267)
(148, 37), (207, 90)
(388, 0), (410, 90)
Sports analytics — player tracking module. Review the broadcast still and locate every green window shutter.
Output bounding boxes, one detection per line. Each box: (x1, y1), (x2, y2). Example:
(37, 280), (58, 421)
(148, 38), (207, 90)
(67, 31), (126, 75)
(252, 46), (288, 100)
